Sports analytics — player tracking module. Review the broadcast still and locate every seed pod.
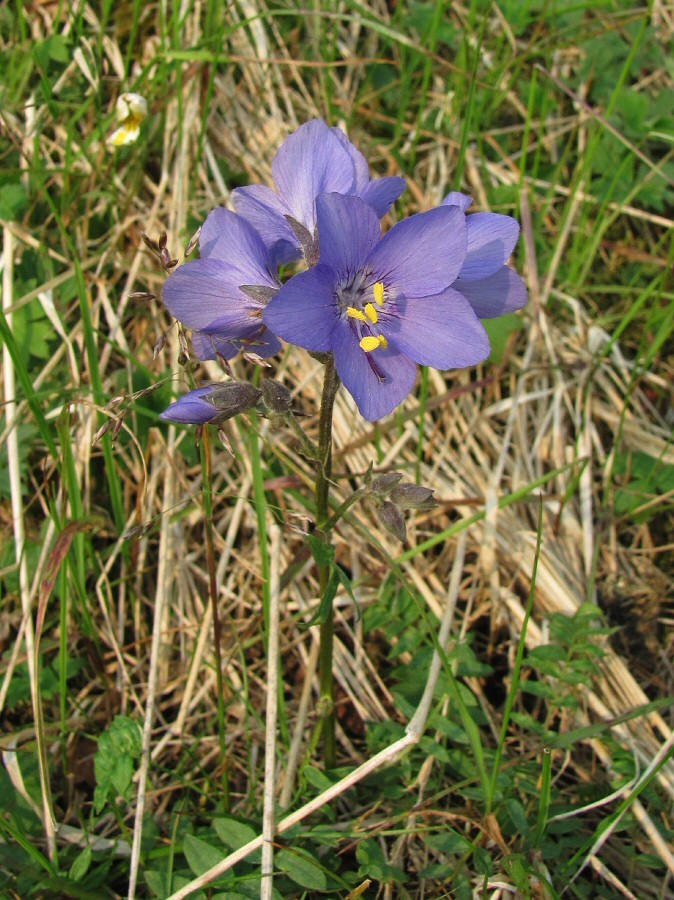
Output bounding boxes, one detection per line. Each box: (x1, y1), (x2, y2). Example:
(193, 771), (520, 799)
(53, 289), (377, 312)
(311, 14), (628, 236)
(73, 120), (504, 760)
(377, 501), (406, 542)
(215, 352), (233, 377)
(178, 329), (190, 358)
(389, 484), (436, 511)
(141, 232), (159, 252)
(92, 419), (113, 446)
(261, 379), (293, 414)
(153, 332), (168, 358)
(371, 472), (403, 497)
(242, 351), (272, 367)
(203, 382), (262, 418)
(111, 417), (124, 442)
(185, 226), (202, 257)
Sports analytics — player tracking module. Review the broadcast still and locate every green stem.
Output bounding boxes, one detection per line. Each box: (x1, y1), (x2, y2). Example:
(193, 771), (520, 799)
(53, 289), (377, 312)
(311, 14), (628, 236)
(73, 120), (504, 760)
(282, 409), (320, 460)
(323, 487), (368, 533)
(315, 356), (340, 768)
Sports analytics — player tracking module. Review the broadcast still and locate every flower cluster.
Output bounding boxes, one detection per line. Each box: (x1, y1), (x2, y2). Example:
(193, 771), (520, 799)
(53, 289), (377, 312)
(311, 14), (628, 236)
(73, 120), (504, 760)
(159, 119), (527, 423)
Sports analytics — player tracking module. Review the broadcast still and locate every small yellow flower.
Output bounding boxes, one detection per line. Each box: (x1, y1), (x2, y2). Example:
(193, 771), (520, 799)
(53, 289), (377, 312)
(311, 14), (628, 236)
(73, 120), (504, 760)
(107, 93), (148, 147)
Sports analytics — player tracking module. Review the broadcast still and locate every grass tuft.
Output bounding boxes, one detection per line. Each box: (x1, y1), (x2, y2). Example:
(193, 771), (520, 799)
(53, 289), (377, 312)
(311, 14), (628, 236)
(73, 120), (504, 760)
(1, 1), (673, 897)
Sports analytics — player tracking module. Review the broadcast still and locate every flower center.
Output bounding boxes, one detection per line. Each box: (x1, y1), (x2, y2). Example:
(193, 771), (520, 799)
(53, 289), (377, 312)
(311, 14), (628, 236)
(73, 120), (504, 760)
(340, 279), (388, 354)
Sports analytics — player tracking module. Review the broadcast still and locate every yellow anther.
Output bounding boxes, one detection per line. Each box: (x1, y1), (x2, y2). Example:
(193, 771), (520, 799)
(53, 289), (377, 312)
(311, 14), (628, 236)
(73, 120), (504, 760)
(359, 334), (388, 352)
(360, 335), (381, 352)
(373, 282), (385, 306)
(364, 303), (378, 323)
(347, 306), (367, 322)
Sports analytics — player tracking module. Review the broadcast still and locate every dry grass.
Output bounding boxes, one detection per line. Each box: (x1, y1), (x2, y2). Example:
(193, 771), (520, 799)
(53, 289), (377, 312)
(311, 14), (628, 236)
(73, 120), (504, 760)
(1, 1), (673, 897)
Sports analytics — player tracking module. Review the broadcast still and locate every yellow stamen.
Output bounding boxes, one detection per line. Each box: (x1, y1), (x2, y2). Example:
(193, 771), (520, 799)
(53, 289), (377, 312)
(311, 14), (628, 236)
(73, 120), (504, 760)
(373, 282), (385, 306)
(364, 303), (378, 323)
(359, 334), (388, 352)
(347, 306), (367, 322)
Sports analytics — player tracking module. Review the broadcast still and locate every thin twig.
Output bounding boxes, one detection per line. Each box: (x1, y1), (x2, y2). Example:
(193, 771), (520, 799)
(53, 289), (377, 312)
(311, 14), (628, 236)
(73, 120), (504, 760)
(279, 638), (319, 809)
(127, 429), (176, 900)
(261, 524), (282, 899)
(2, 229), (56, 856)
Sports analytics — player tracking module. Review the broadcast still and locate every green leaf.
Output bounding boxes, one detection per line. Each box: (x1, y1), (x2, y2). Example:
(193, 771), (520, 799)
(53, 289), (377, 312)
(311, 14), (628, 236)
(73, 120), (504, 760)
(0, 424), (37, 497)
(11, 298), (56, 362)
(146, 870), (207, 900)
(417, 862), (455, 879)
(183, 835), (226, 876)
(68, 845), (92, 882)
(46, 35), (70, 63)
(528, 645), (567, 662)
(500, 853), (533, 893)
(483, 313), (524, 363)
(110, 755), (134, 799)
(213, 818), (261, 863)
(333, 564), (359, 611)
(302, 765), (338, 792)
(503, 799), (530, 836)
(305, 533), (335, 567)
(276, 848), (327, 890)
(299, 565), (339, 630)
(108, 716), (143, 755)
(613, 451), (674, 520)
(213, 817), (257, 849)
(144, 870), (169, 898)
(521, 681), (555, 699)
(0, 183), (29, 220)
(419, 736), (451, 763)
(426, 830), (471, 854)
(93, 716), (142, 812)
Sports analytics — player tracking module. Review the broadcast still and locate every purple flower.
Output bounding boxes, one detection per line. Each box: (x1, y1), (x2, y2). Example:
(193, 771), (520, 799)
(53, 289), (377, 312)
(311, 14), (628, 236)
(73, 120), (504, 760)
(232, 120), (406, 267)
(161, 208), (282, 360)
(442, 192), (527, 318)
(263, 193), (490, 421)
(160, 382), (262, 425)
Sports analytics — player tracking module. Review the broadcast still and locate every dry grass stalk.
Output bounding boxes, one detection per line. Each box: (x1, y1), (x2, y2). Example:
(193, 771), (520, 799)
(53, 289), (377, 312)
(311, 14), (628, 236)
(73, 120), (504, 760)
(1, 1), (672, 893)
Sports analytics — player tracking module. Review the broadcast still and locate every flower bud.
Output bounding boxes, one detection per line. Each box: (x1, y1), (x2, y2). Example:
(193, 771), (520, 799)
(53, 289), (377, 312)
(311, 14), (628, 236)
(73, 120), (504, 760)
(160, 382), (262, 425)
(141, 232), (159, 252)
(261, 379), (293, 414)
(377, 501), (406, 542)
(389, 483), (436, 511)
(370, 472), (403, 496)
